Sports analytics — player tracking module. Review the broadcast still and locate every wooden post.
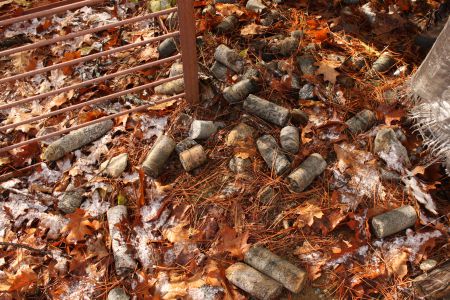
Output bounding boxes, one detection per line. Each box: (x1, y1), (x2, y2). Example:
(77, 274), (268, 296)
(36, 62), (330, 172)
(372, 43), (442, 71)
(178, 0), (199, 104)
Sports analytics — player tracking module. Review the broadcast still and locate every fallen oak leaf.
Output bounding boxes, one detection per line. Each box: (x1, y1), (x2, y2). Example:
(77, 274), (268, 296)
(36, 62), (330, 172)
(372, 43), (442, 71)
(61, 209), (100, 244)
(386, 250), (409, 279)
(211, 224), (250, 259)
(315, 61), (340, 84)
(293, 202), (324, 228)
(240, 23), (268, 36)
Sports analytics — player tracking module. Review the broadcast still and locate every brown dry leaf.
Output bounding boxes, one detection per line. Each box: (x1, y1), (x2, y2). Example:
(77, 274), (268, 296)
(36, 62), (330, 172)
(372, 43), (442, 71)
(215, 3), (245, 16)
(386, 250), (409, 278)
(315, 61), (340, 84)
(61, 209), (100, 244)
(0, 267), (37, 292)
(149, 99), (178, 110)
(139, 46), (159, 62)
(213, 225), (250, 259)
(164, 222), (198, 243)
(293, 202), (324, 228)
(240, 23), (268, 36)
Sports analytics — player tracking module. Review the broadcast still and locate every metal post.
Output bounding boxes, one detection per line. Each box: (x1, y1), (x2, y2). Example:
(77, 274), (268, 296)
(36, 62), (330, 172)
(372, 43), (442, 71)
(177, 0), (200, 104)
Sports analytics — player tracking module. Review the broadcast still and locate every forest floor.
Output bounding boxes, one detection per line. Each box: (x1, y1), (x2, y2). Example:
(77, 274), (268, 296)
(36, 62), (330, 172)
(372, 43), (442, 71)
(0, 0), (449, 299)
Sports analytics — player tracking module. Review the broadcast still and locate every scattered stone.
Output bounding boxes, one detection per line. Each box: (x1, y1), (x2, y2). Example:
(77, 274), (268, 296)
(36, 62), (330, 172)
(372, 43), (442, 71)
(176, 138), (198, 154)
(261, 10), (281, 26)
(257, 186), (276, 204)
(229, 156), (252, 174)
(374, 128), (411, 172)
(287, 153), (327, 192)
(372, 53), (396, 73)
(108, 287), (130, 300)
(100, 153), (128, 178)
(44, 120), (114, 161)
(225, 262), (283, 300)
(349, 55), (366, 71)
(281, 74), (301, 90)
(246, 0), (267, 13)
(298, 83), (315, 100)
(169, 62), (183, 77)
(211, 61), (234, 82)
(189, 120), (219, 140)
(371, 205), (417, 238)
(223, 79), (259, 103)
(242, 67), (261, 80)
(244, 246), (307, 293)
(290, 109), (309, 126)
(226, 123), (254, 146)
(420, 259), (438, 272)
(280, 126), (300, 154)
(154, 78), (184, 95)
(107, 205), (137, 276)
(268, 36), (299, 57)
(158, 37), (178, 59)
(216, 15), (239, 33)
(346, 109), (376, 134)
(214, 44), (244, 73)
(257, 135), (291, 176)
(58, 189), (84, 214)
(297, 55), (317, 75)
(142, 135), (176, 178)
(243, 94), (290, 127)
(179, 144), (207, 172)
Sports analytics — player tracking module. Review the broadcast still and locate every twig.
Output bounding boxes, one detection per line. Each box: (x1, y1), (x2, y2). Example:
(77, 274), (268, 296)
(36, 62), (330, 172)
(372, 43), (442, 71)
(0, 241), (50, 256)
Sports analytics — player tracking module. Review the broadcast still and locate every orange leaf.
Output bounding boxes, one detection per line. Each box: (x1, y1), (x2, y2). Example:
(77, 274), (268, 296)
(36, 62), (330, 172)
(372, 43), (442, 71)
(4, 268), (37, 292)
(61, 51), (81, 75)
(213, 225), (250, 259)
(62, 209), (100, 244)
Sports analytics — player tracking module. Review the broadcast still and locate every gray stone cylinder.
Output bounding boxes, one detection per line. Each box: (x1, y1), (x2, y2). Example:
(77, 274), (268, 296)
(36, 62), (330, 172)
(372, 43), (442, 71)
(287, 153), (326, 192)
(244, 246), (307, 293)
(108, 287), (130, 300)
(225, 262), (283, 300)
(280, 126), (300, 154)
(44, 120), (114, 161)
(175, 138), (198, 154)
(58, 189), (84, 214)
(158, 37), (177, 59)
(371, 205), (417, 238)
(223, 79), (258, 104)
(257, 135), (290, 176)
(216, 15), (239, 33)
(179, 144), (207, 171)
(372, 53), (396, 73)
(346, 109), (376, 134)
(142, 135), (176, 178)
(214, 44), (244, 73)
(154, 78), (184, 95)
(189, 120), (218, 140)
(243, 94), (289, 127)
(211, 61), (234, 82)
(107, 205), (137, 276)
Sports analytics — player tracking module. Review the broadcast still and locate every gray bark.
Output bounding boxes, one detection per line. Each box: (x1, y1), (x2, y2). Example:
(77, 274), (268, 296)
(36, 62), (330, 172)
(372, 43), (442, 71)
(44, 120), (113, 161)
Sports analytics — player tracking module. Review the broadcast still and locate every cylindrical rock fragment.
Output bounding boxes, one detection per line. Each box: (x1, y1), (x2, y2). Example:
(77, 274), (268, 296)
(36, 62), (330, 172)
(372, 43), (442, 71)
(158, 37), (178, 59)
(211, 61), (234, 81)
(372, 53), (396, 73)
(287, 153), (327, 192)
(142, 135), (176, 178)
(371, 205), (417, 238)
(346, 109), (376, 134)
(154, 78), (184, 95)
(214, 44), (244, 73)
(244, 246), (307, 293)
(108, 287), (130, 300)
(223, 79), (259, 103)
(44, 120), (114, 161)
(226, 123), (254, 146)
(189, 120), (218, 140)
(280, 126), (300, 154)
(225, 262), (283, 300)
(175, 138), (198, 154)
(290, 109), (309, 126)
(169, 62), (183, 77)
(107, 205), (137, 276)
(243, 94), (289, 127)
(216, 15), (239, 33)
(58, 189), (84, 214)
(257, 135), (290, 176)
(229, 156), (252, 174)
(100, 153), (128, 178)
(179, 144), (207, 171)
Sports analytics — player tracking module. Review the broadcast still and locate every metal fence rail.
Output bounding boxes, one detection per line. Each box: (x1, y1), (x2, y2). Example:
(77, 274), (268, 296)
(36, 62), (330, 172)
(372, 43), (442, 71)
(0, 0), (199, 158)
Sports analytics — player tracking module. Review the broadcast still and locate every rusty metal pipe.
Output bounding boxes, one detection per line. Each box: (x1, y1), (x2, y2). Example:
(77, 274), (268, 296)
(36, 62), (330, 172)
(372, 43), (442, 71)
(0, 31), (180, 84)
(0, 93), (185, 153)
(0, 54), (182, 110)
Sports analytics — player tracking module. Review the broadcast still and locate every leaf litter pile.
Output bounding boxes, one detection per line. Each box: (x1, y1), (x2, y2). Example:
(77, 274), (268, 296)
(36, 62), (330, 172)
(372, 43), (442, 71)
(0, 0), (449, 299)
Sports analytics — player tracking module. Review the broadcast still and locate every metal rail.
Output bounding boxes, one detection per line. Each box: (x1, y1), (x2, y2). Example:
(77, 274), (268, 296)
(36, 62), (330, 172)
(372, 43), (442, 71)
(0, 1), (199, 161)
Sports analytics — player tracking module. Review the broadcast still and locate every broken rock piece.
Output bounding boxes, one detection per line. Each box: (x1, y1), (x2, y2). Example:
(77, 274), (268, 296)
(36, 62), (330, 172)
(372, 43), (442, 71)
(290, 109), (309, 126)
(246, 0), (267, 13)
(107, 205), (137, 276)
(371, 205), (417, 238)
(216, 15), (239, 33)
(257, 135), (290, 176)
(142, 135), (176, 178)
(179, 144), (207, 172)
(175, 138), (198, 154)
(100, 153), (128, 178)
(223, 79), (259, 104)
(44, 120), (114, 161)
(108, 287), (130, 300)
(229, 156), (252, 174)
(211, 61), (234, 81)
(280, 126), (300, 154)
(154, 78), (184, 95)
(189, 120), (219, 140)
(372, 52), (396, 73)
(374, 128), (410, 172)
(214, 44), (244, 73)
(346, 109), (376, 134)
(226, 122), (254, 146)
(58, 189), (84, 214)
(158, 37), (177, 59)
(243, 94), (289, 127)
(225, 262), (283, 300)
(287, 153), (326, 192)
(244, 246), (307, 293)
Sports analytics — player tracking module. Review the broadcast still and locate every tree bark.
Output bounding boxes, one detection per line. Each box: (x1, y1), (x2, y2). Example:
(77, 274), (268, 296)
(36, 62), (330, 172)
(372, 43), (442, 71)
(414, 261), (450, 299)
